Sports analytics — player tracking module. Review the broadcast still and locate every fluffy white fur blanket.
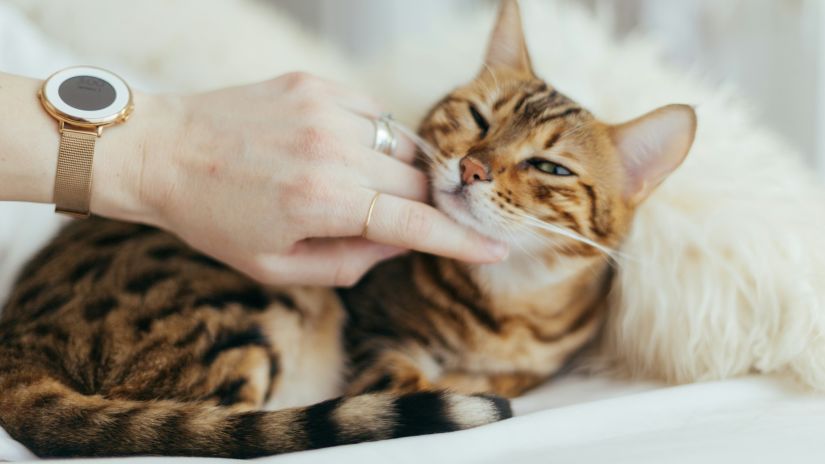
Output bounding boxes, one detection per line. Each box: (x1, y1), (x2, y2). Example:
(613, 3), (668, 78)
(8, 0), (825, 389)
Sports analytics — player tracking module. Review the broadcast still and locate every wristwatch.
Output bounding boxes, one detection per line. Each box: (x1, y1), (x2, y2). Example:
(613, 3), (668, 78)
(39, 66), (134, 218)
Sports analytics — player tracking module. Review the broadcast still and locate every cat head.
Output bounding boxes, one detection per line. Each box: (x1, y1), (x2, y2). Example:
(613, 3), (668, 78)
(420, 0), (696, 258)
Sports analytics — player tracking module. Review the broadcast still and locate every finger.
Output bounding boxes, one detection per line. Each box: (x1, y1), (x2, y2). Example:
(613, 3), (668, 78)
(254, 238), (407, 287)
(352, 145), (430, 202)
(330, 189), (509, 263)
(337, 108), (417, 164)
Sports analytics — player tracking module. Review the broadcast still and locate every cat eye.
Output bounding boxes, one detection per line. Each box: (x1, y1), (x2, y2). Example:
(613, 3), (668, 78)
(469, 103), (490, 138)
(528, 158), (575, 177)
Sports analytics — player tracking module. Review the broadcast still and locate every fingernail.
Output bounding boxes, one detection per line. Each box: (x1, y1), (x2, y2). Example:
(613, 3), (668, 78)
(485, 240), (509, 260)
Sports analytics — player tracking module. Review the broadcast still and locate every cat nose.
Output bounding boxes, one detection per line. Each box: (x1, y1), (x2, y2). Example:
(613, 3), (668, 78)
(460, 156), (491, 185)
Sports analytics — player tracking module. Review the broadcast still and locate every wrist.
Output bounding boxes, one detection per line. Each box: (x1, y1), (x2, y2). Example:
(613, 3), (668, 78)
(0, 73), (60, 205)
(90, 92), (184, 228)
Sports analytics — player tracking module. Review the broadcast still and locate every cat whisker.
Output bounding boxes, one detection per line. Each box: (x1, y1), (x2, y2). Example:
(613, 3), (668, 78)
(516, 212), (631, 263)
(517, 220), (622, 269)
(491, 214), (545, 266)
(485, 207), (559, 266)
(389, 121), (449, 166)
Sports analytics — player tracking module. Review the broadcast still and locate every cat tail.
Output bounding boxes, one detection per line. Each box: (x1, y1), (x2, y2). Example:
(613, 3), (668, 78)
(0, 373), (511, 458)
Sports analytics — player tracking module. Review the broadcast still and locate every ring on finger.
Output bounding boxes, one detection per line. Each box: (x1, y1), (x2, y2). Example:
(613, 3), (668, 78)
(371, 113), (398, 157)
(361, 192), (381, 238)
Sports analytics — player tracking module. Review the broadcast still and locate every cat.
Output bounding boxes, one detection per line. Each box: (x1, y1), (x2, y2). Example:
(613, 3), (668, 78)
(0, 0), (695, 458)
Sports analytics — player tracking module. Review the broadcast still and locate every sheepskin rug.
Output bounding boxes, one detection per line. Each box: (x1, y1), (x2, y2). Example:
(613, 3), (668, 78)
(8, 0), (825, 389)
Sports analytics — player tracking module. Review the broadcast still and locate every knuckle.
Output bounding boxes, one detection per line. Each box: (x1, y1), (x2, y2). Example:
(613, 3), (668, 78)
(281, 71), (320, 92)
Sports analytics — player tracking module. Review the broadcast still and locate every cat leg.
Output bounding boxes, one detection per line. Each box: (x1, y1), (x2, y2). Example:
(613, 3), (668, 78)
(436, 371), (545, 398)
(201, 345), (276, 411)
(346, 348), (440, 396)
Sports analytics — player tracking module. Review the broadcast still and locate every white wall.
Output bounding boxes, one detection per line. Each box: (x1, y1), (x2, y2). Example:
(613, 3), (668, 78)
(818, 0), (825, 182)
(602, 0), (822, 178)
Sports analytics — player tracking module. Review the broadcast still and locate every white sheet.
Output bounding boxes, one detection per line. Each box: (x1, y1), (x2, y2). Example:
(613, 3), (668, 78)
(2, 3), (825, 463)
(3, 374), (825, 463)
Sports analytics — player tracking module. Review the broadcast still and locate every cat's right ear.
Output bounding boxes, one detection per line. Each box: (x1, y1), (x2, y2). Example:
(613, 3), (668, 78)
(611, 104), (698, 206)
(483, 0), (533, 75)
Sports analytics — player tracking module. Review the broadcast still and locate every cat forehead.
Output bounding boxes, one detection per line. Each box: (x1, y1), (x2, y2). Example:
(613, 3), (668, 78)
(465, 78), (595, 130)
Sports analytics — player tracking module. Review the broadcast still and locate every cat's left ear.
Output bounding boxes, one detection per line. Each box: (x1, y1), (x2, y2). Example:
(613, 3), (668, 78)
(484, 0), (533, 75)
(611, 104), (697, 205)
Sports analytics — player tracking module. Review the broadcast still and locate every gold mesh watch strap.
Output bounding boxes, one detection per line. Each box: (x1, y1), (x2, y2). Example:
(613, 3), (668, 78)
(53, 128), (97, 218)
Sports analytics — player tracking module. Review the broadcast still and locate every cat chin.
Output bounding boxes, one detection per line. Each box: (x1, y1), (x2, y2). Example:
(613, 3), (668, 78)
(433, 189), (534, 252)
(433, 189), (499, 240)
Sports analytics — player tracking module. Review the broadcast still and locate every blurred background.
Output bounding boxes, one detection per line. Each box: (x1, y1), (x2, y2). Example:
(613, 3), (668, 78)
(276, 0), (825, 181)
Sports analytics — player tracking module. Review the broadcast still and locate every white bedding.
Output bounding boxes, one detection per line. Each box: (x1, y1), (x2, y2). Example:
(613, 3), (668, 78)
(3, 372), (825, 463)
(2, 2), (825, 463)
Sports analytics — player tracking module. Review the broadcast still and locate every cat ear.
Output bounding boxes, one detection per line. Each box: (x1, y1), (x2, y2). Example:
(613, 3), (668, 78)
(611, 104), (697, 205)
(484, 0), (533, 75)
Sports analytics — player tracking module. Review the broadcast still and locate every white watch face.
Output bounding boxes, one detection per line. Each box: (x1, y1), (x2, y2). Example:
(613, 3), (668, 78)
(42, 66), (132, 125)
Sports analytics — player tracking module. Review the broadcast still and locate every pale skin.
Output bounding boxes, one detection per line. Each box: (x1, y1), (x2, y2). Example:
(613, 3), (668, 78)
(0, 71), (508, 286)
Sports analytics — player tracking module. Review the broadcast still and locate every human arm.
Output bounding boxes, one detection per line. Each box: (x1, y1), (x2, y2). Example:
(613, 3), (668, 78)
(0, 71), (508, 285)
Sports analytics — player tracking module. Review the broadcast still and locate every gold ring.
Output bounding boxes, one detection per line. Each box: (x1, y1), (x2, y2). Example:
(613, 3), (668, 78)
(362, 192), (380, 238)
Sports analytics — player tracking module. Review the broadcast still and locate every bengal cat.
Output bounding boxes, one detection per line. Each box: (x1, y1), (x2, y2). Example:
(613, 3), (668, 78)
(0, 0), (696, 458)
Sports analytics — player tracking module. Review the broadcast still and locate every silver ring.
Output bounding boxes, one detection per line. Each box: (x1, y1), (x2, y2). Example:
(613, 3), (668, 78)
(372, 113), (398, 157)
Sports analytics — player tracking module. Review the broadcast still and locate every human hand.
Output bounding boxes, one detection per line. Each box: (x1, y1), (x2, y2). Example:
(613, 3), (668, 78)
(93, 72), (508, 286)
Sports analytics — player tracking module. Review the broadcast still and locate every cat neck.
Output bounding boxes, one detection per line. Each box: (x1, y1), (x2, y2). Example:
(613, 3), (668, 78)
(467, 250), (613, 317)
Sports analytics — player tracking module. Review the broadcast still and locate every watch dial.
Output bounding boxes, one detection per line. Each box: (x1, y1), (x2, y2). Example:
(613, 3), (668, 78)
(58, 76), (117, 111)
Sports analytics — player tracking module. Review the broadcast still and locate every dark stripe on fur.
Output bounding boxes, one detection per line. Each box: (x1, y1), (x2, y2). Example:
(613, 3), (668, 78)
(32, 324), (70, 343)
(362, 373), (394, 393)
(513, 93), (530, 112)
(69, 255), (113, 282)
(125, 270), (174, 293)
(419, 257), (500, 333)
(146, 245), (180, 260)
(186, 254), (228, 270)
(304, 397), (345, 449)
(392, 392), (455, 438)
(29, 293), (69, 319)
(92, 226), (157, 247)
(16, 282), (46, 307)
(213, 378), (247, 406)
(202, 326), (269, 364)
(582, 183), (610, 238)
(174, 322), (208, 348)
(493, 92), (515, 110)
(194, 288), (269, 311)
(135, 304), (186, 334)
(226, 412), (268, 458)
(537, 107), (582, 125)
(83, 297), (119, 321)
(544, 131), (562, 150)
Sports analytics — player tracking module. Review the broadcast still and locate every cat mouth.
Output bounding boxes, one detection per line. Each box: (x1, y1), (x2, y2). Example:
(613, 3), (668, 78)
(434, 187), (493, 236)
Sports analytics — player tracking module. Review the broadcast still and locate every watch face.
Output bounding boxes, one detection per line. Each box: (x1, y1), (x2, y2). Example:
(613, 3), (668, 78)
(58, 76), (117, 111)
(41, 66), (132, 126)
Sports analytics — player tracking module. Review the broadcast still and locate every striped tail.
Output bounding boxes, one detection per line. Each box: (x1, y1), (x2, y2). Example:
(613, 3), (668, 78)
(0, 376), (512, 458)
